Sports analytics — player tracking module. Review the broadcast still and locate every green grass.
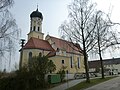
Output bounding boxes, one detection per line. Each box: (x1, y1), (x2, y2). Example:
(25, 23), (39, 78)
(66, 76), (116, 90)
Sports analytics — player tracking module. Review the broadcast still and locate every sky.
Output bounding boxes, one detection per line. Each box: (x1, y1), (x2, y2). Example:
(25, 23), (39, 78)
(10, 0), (71, 40)
(3, 0), (120, 71)
(10, 0), (120, 40)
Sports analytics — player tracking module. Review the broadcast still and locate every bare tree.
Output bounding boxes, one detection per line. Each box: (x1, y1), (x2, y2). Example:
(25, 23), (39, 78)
(0, 0), (14, 10)
(0, 0), (20, 71)
(59, 0), (98, 83)
(92, 11), (120, 79)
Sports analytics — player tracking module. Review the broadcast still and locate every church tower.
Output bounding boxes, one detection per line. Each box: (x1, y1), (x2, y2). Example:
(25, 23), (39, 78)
(28, 8), (44, 40)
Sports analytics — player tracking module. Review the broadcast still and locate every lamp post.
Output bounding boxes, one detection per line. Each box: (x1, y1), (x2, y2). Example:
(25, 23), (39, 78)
(19, 39), (25, 69)
(66, 70), (69, 88)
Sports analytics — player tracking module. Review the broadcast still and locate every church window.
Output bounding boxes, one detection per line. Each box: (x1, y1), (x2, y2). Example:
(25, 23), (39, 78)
(57, 48), (59, 51)
(38, 27), (40, 31)
(50, 60), (52, 73)
(70, 56), (73, 68)
(28, 52), (32, 68)
(33, 26), (36, 31)
(77, 57), (80, 68)
(29, 52), (32, 59)
(39, 52), (42, 56)
(62, 60), (64, 64)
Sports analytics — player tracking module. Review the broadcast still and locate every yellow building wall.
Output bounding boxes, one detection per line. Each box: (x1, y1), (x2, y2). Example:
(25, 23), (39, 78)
(21, 49), (49, 67)
(49, 53), (85, 74)
(28, 31), (44, 40)
(21, 49), (85, 74)
(49, 55), (70, 73)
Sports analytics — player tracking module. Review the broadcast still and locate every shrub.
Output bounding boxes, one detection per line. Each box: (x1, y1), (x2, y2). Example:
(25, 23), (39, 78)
(57, 69), (66, 82)
(0, 55), (56, 90)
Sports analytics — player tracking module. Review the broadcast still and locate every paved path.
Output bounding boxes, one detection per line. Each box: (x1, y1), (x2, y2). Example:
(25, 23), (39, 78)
(84, 76), (120, 90)
(49, 79), (85, 90)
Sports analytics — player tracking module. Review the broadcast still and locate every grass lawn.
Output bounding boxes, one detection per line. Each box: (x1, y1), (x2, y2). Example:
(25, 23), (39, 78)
(66, 76), (116, 90)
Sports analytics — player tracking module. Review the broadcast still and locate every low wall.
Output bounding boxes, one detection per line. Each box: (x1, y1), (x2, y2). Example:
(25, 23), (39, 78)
(64, 74), (75, 80)
(45, 73), (75, 83)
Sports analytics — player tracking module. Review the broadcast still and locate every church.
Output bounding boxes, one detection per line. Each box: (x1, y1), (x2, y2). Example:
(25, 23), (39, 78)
(19, 8), (85, 74)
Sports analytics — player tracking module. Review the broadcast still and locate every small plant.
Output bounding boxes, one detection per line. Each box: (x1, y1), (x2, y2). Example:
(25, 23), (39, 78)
(57, 66), (67, 82)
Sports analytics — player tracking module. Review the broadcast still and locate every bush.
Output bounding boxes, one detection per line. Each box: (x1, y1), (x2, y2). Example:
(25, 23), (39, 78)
(0, 72), (3, 78)
(0, 56), (56, 90)
(0, 55), (56, 90)
(57, 70), (65, 82)
(0, 67), (46, 90)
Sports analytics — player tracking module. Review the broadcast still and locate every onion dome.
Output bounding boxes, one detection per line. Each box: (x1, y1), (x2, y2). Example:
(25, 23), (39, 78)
(30, 8), (43, 20)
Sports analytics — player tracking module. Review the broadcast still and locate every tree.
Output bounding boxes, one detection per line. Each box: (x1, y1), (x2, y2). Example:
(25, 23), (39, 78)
(0, 0), (20, 70)
(29, 55), (56, 87)
(57, 65), (67, 82)
(0, 0), (14, 10)
(92, 11), (120, 79)
(59, 0), (98, 82)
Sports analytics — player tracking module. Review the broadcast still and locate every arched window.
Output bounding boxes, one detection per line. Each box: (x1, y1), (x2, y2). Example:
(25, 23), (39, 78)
(70, 56), (73, 68)
(77, 57), (80, 68)
(62, 60), (64, 64)
(28, 52), (32, 68)
(50, 60), (52, 73)
(33, 26), (36, 31)
(29, 52), (32, 59)
(39, 52), (42, 56)
(38, 27), (40, 31)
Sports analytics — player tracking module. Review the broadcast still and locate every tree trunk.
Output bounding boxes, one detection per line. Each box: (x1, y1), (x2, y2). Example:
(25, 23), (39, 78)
(98, 31), (104, 79)
(81, 8), (90, 83)
(98, 47), (104, 79)
(81, 27), (90, 83)
(99, 52), (104, 79)
(84, 49), (90, 82)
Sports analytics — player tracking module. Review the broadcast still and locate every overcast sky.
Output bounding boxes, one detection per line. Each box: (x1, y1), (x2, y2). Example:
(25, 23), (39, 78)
(4, 0), (120, 71)
(10, 0), (71, 40)
(10, 0), (120, 40)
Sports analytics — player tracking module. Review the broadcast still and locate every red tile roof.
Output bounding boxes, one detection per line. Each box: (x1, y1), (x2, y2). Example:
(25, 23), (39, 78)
(48, 36), (83, 54)
(23, 37), (54, 51)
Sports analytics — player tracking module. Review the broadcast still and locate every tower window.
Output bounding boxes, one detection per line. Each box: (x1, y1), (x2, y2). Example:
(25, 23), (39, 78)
(62, 60), (64, 64)
(38, 27), (40, 31)
(33, 26), (36, 31)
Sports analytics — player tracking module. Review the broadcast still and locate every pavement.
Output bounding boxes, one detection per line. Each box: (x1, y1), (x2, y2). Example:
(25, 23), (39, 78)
(84, 76), (120, 90)
(49, 76), (120, 90)
(48, 78), (85, 90)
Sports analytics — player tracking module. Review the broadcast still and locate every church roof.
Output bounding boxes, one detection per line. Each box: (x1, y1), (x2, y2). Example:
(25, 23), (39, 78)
(30, 8), (43, 20)
(48, 36), (83, 54)
(23, 37), (54, 51)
